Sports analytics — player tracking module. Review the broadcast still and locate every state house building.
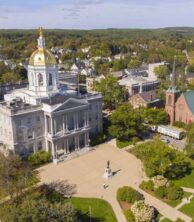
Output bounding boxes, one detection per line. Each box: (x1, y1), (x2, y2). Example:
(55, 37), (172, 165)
(0, 28), (103, 158)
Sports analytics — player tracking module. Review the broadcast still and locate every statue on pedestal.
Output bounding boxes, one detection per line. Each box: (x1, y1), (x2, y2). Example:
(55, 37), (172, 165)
(103, 160), (112, 179)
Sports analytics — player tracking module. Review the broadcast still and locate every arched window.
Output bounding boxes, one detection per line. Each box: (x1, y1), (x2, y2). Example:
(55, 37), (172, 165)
(49, 73), (53, 86)
(168, 95), (172, 106)
(38, 73), (43, 86)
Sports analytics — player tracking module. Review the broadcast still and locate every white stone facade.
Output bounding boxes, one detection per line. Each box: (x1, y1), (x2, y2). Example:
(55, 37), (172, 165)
(0, 29), (103, 158)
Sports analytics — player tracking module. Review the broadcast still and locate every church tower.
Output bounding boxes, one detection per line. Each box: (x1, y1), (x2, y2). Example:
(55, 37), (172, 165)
(165, 56), (180, 124)
(28, 27), (59, 97)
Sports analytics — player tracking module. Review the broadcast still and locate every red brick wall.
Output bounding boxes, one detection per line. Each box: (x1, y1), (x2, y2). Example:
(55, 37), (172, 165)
(165, 92), (176, 124)
(175, 95), (194, 124)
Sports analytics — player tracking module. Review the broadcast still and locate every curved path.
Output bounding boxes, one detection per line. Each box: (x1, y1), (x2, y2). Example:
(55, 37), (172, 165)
(39, 143), (192, 222)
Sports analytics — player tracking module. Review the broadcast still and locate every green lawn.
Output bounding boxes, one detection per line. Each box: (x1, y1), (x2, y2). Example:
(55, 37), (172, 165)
(116, 139), (133, 148)
(174, 161), (194, 189)
(160, 218), (173, 222)
(70, 197), (118, 222)
(180, 196), (194, 219)
(165, 192), (191, 208)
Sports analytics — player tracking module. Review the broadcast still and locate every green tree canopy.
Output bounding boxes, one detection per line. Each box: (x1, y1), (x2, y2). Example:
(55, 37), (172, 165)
(0, 154), (38, 200)
(144, 107), (168, 125)
(185, 123), (194, 158)
(109, 103), (145, 140)
(132, 138), (191, 179)
(154, 65), (170, 80)
(94, 74), (127, 109)
(13, 65), (27, 79)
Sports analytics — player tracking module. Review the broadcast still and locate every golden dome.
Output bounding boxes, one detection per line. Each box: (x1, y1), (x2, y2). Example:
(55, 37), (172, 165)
(29, 27), (56, 66)
(29, 48), (56, 66)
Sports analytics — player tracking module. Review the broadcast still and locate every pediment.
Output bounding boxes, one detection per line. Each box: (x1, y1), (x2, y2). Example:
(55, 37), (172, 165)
(53, 98), (88, 112)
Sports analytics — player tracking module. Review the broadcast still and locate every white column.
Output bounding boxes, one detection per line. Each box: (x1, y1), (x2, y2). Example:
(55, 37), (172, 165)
(77, 135), (80, 150)
(66, 139), (69, 153)
(44, 115), (47, 135)
(52, 142), (55, 158)
(84, 112), (86, 127)
(65, 115), (68, 132)
(51, 117), (54, 136)
(62, 116), (65, 134)
(64, 140), (66, 154)
(86, 111), (89, 127)
(74, 113), (76, 130)
(54, 119), (57, 134)
(76, 112), (79, 129)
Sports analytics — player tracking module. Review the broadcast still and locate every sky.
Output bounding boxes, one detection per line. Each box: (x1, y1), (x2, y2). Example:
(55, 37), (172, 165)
(0, 0), (194, 29)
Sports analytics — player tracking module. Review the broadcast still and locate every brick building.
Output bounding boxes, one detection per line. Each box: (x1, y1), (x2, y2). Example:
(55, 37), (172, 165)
(165, 60), (194, 125)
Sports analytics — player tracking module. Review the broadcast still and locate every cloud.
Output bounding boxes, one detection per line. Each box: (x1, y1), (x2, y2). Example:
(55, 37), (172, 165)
(0, 15), (8, 20)
(62, 0), (104, 19)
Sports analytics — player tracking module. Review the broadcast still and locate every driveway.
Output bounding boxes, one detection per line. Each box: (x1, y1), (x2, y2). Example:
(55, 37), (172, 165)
(39, 143), (192, 222)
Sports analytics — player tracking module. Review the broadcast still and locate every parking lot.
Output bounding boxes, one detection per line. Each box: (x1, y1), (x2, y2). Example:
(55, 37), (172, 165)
(160, 135), (186, 150)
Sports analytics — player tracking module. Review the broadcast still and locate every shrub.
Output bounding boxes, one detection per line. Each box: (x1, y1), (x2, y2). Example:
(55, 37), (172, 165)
(28, 151), (51, 166)
(173, 121), (187, 129)
(125, 209), (135, 222)
(154, 186), (166, 199)
(139, 180), (154, 191)
(176, 219), (185, 222)
(117, 186), (144, 204)
(131, 200), (155, 222)
(90, 133), (106, 146)
(166, 186), (183, 200)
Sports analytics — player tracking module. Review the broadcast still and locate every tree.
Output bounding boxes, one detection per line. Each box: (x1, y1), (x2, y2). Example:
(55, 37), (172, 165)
(0, 153), (38, 200)
(13, 65), (27, 79)
(117, 186), (144, 204)
(144, 108), (168, 125)
(154, 65), (170, 80)
(112, 59), (126, 71)
(132, 137), (191, 179)
(0, 61), (10, 76)
(28, 151), (51, 166)
(1, 198), (77, 222)
(1, 72), (21, 84)
(109, 103), (145, 140)
(94, 74), (127, 109)
(128, 59), (141, 69)
(131, 200), (155, 222)
(185, 123), (194, 158)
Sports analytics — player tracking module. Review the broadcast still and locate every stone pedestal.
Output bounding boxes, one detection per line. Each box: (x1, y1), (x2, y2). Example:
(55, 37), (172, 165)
(53, 158), (58, 164)
(103, 167), (112, 179)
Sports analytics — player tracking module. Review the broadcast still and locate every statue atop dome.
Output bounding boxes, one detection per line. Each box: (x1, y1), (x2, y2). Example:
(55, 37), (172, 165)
(39, 27), (43, 37)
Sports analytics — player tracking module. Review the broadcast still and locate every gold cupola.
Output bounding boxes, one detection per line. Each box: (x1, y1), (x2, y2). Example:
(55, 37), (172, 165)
(29, 27), (56, 66)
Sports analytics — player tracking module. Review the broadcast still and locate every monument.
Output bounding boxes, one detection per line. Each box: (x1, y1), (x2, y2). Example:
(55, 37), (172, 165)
(103, 160), (112, 179)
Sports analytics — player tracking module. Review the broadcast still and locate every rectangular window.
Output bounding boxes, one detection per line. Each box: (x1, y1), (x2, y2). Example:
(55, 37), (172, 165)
(27, 117), (31, 124)
(27, 130), (33, 139)
(36, 116), (40, 122)
(17, 131), (23, 141)
(17, 119), (21, 126)
(38, 141), (42, 150)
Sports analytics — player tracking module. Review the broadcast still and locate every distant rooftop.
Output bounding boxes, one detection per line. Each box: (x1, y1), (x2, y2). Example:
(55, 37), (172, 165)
(183, 90), (194, 115)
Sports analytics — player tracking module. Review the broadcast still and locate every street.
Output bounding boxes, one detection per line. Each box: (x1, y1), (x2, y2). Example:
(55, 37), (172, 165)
(160, 135), (186, 150)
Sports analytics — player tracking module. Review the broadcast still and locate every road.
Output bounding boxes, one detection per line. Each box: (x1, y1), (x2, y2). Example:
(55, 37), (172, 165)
(160, 135), (186, 150)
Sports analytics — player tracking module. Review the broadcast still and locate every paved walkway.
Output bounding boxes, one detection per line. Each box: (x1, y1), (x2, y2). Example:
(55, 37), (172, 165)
(38, 143), (192, 222)
(175, 194), (194, 210)
(182, 187), (194, 194)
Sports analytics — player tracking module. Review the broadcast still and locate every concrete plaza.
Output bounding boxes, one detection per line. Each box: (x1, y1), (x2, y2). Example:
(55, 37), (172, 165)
(39, 143), (192, 222)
